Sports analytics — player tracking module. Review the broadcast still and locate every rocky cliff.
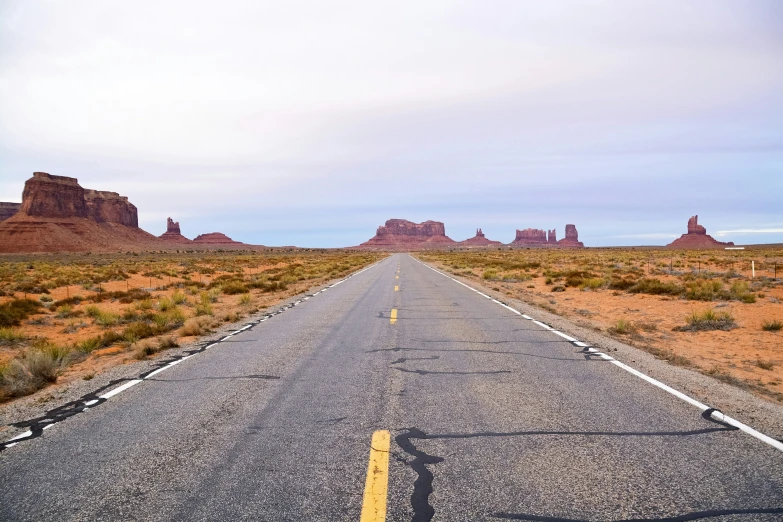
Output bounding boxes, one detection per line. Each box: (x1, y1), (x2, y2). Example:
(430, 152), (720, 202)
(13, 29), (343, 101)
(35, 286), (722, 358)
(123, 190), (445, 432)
(84, 190), (138, 227)
(20, 172), (89, 218)
(0, 172), (160, 253)
(159, 217), (192, 243)
(512, 228), (549, 245)
(667, 215), (734, 249)
(557, 224), (584, 247)
(0, 202), (21, 222)
(358, 219), (455, 249)
(459, 228), (502, 247)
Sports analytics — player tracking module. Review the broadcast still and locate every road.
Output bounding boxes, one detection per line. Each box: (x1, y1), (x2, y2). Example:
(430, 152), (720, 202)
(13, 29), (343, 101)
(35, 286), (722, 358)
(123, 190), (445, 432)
(1, 253), (782, 521)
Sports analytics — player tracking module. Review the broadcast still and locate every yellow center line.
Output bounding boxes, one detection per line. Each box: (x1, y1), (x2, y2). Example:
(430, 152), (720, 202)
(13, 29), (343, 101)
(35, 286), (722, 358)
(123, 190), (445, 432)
(394, 286), (399, 292)
(390, 309), (397, 324)
(395, 275), (399, 279)
(360, 430), (391, 522)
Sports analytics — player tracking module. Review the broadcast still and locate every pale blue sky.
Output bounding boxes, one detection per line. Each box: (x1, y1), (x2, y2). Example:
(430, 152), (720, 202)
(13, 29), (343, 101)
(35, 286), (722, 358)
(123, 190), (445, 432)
(1, 1), (781, 247)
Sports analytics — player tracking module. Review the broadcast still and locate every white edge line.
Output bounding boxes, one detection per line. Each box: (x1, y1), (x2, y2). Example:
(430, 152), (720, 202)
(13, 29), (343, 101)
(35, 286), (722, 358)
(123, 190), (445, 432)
(99, 379), (142, 400)
(411, 255), (783, 453)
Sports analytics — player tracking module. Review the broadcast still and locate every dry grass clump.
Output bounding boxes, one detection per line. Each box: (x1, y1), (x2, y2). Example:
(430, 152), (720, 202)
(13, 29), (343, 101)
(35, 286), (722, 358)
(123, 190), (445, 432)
(0, 341), (73, 400)
(762, 320), (782, 332)
(0, 327), (27, 346)
(134, 336), (179, 360)
(608, 319), (637, 335)
(674, 309), (738, 332)
(0, 299), (43, 327)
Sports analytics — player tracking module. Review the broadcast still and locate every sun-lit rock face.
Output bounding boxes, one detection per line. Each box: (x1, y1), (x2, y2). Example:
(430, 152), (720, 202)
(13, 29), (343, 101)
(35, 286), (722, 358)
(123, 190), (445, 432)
(20, 172), (89, 219)
(512, 228), (548, 245)
(84, 189), (138, 227)
(557, 224), (584, 248)
(358, 219), (455, 249)
(668, 215), (734, 249)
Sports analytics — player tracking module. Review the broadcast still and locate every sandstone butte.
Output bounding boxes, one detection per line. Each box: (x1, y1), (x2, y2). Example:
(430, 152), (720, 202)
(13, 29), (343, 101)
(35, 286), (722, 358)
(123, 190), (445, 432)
(458, 228), (502, 247)
(667, 215), (734, 249)
(159, 217), (192, 243)
(192, 232), (244, 245)
(510, 224), (584, 248)
(357, 219), (456, 250)
(0, 172), (161, 253)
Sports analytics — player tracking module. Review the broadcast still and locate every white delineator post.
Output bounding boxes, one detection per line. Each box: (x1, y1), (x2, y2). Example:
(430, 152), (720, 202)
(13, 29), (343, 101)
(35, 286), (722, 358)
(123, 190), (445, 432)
(752, 261), (755, 279)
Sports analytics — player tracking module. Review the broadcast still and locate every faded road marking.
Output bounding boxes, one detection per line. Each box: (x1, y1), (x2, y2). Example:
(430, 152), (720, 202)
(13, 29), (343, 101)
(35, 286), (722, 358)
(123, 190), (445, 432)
(390, 309), (398, 324)
(360, 430), (390, 522)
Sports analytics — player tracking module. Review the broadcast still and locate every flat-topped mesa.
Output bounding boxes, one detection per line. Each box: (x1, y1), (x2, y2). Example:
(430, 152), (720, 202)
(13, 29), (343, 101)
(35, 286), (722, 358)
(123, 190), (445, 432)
(84, 189), (138, 227)
(192, 232), (243, 245)
(557, 224), (584, 248)
(0, 202), (21, 222)
(359, 219), (455, 249)
(459, 227), (502, 247)
(667, 215), (734, 249)
(159, 217), (192, 243)
(512, 228), (549, 245)
(21, 172), (88, 218)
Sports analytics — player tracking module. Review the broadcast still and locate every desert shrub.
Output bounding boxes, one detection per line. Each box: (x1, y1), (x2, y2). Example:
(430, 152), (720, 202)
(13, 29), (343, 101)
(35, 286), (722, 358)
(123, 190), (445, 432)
(0, 342), (73, 399)
(551, 285), (565, 292)
(579, 278), (604, 291)
(92, 288), (150, 304)
(628, 278), (682, 296)
(607, 277), (636, 291)
(0, 328), (27, 346)
(756, 359), (775, 371)
(157, 297), (174, 312)
(55, 304), (80, 318)
(75, 336), (102, 353)
(181, 318), (204, 336)
(85, 305), (101, 318)
(740, 293), (757, 304)
(171, 291), (187, 305)
(94, 310), (120, 327)
(674, 309), (737, 332)
(52, 296), (84, 308)
(135, 298), (154, 311)
(684, 279), (725, 301)
(222, 281), (249, 295)
(122, 321), (155, 341)
(762, 320), (782, 332)
(729, 281), (756, 303)
(40, 295), (53, 303)
(608, 319), (637, 335)
(0, 299), (43, 327)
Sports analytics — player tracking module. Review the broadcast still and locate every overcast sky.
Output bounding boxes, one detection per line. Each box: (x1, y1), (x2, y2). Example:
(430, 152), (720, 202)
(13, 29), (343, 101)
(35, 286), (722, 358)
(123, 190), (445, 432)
(1, 1), (781, 247)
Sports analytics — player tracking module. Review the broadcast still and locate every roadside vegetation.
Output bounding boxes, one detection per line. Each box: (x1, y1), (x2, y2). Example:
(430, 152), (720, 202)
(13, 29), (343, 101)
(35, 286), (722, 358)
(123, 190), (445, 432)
(0, 250), (381, 402)
(419, 247), (783, 402)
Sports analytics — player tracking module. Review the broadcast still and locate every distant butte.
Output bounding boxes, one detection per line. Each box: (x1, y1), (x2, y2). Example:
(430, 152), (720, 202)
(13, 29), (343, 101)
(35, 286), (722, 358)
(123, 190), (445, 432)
(358, 219), (455, 250)
(458, 228), (502, 247)
(667, 215), (734, 249)
(510, 224), (584, 248)
(0, 202), (21, 222)
(193, 232), (243, 245)
(159, 217), (192, 243)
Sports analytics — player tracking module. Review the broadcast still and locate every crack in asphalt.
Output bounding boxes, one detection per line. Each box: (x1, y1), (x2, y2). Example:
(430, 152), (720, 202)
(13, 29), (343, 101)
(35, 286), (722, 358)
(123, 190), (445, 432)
(390, 356), (440, 365)
(367, 346), (589, 362)
(395, 428), (444, 522)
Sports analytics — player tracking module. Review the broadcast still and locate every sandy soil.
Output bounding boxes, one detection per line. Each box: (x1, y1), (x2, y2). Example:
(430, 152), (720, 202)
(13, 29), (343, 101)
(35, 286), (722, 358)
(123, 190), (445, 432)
(423, 250), (783, 403)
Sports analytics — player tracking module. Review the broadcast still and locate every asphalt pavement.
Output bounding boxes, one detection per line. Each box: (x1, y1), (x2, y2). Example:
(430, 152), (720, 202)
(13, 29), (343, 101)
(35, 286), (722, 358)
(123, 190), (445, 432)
(1, 253), (782, 521)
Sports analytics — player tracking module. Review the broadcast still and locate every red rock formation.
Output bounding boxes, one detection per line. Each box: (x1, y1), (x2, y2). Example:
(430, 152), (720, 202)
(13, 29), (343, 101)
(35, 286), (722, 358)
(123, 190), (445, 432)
(0, 172), (161, 253)
(0, 202), (21, 222)
(84, 190), (138, 227)
(20, 172), (88, 218)
(459, 228), (502, 247)
(159, 217), (192, 243)
(512, 228), (549, 246)
(192, 232), (243, 245)
(358, 219), (455, 250)
(687, 215), (707, 235)
(557, 224), (584, 248)
(547, 229), (557, 244)
(667, 215), (734, 249)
